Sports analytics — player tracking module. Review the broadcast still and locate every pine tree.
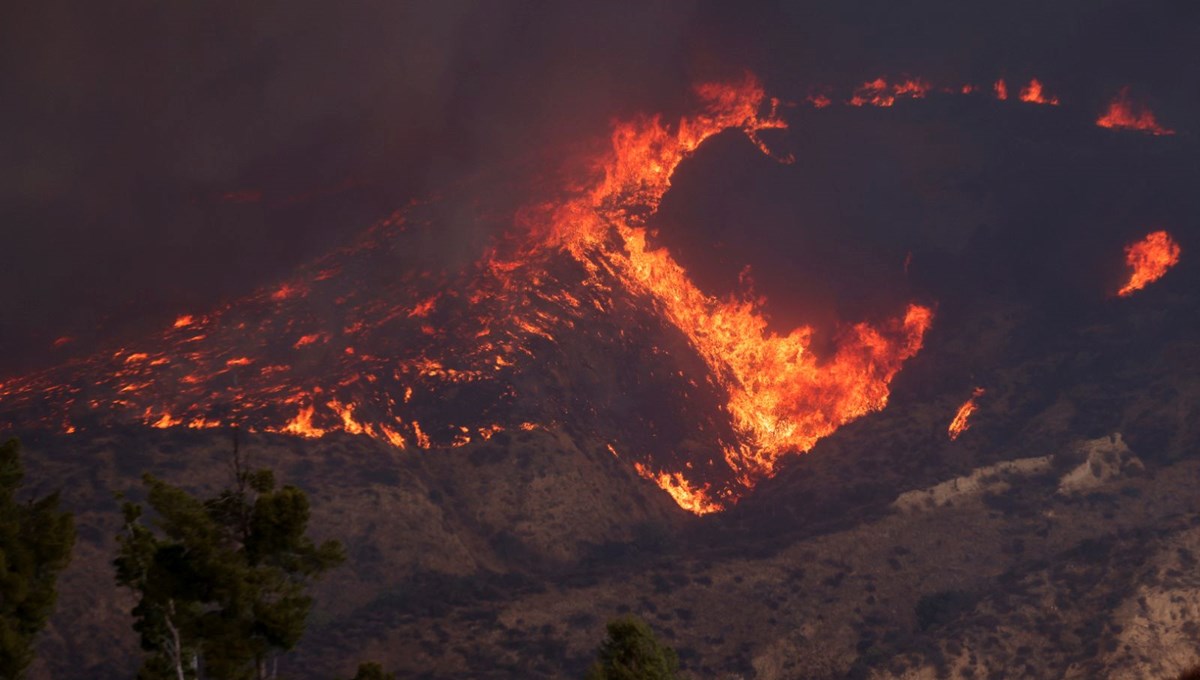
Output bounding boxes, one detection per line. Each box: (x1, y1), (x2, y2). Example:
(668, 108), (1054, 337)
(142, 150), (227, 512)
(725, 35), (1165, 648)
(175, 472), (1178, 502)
(115, 446), (344, 680)
(586, 615), (679, 680)
(0, 438), (76, 679)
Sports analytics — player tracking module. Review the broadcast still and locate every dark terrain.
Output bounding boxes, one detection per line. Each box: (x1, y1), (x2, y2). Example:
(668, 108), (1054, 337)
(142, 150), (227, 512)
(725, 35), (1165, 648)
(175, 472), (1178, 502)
(10, 87), (1200, 679)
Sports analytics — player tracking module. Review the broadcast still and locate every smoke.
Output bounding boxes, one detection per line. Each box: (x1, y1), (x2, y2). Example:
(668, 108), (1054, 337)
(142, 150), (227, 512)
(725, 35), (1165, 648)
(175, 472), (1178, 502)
(2, 0), (1198, 373)
(0, 1), (697, 372)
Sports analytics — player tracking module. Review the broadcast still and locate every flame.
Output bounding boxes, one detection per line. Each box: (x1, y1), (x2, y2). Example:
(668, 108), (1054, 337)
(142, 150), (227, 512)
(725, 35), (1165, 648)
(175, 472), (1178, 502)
(293, 333), (324, 348)
(534, 74), (932, 506)
(634, 462), (722, 515)
(1097, 87), (1174, 135)
(280, 403), (326, 438)
(271, 282), (306, 302)
(150, 411), (182, 429)
(849, 78), (894, 107)
(948, 387), (985, 441)
(1117, 230), (1181, 297)
(379, 424), (408, 449)
(993, 79), (1008, 101)
(1018, 79), (1059, 105)
(892, 78), (930, 99)
(0, 72), (937, 516)
(411, 420), (431, 449)
(328, 399), (368, 436)
(807, 93), (832, 109)
(847, 77), (931, 107)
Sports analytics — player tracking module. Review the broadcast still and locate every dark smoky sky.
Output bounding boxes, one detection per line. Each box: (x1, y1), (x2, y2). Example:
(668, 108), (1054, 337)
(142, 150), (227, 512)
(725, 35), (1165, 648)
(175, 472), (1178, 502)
(2, 0), (1198, 374)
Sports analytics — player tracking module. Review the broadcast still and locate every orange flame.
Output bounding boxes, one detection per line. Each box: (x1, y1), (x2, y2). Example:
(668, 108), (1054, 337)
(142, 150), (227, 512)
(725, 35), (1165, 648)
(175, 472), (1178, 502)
(150, 411), (182, 429)
(892, 78), (930, 99)
(994, 79), (1008, 101)
(535, 74), (932, 510)
(948, 387), (985, 441)
(1117, 230), (1181, 297)
(280, 403), (326, 438)
(847, 77), (930, 108)
(634, 462), (722, 515)
(1097, 87), (1174, 135)
(848, 77), (894, 107)
(1018, 79), (1059, 105)
(806, 93), (832, 109)
(0, 72), (936, 517)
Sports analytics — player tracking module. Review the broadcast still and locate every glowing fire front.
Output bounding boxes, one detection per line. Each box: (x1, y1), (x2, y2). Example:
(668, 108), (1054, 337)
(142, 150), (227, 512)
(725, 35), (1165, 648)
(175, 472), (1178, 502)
(0, 73), (933, 516)
(520, 74), (933, 509)
(1117, 231), (1181, 297)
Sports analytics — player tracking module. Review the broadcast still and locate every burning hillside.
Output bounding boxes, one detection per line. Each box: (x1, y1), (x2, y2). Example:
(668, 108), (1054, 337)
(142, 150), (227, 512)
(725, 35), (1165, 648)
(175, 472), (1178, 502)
(1, 70), (1186, 515)
(0, 74), (935, 513)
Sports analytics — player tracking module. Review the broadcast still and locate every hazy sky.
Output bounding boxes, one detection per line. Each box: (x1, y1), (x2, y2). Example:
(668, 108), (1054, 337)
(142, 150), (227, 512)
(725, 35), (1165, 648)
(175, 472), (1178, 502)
(2, 0), (1196, 373)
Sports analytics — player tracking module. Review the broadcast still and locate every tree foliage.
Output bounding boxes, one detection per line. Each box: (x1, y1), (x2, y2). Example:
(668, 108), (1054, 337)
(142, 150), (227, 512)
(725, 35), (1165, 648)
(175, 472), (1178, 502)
(0, 438), (76, 679)
(115, 451), (344, 680)
(586, 615), (679, 680)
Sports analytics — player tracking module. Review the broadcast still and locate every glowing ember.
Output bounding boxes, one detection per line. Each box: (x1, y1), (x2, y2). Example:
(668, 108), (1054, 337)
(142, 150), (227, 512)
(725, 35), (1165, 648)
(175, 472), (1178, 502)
(948, 387), (985, 441)
(1018, 79), (1059, 105)
(807, 93), (832, 109)
(1117, 230), (1181, 297)
(1097, 87), (1174, 135)
(892, 78), (930, 99)
(993, 79), (1008, 101)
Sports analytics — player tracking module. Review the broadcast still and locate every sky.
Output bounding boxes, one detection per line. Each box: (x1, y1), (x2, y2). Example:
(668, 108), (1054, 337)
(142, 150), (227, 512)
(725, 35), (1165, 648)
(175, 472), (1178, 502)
(2, 0), (1197, 374)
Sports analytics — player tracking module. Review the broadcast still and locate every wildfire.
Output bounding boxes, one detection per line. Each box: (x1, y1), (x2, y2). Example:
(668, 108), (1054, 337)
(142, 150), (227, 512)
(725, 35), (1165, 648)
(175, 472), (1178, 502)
(280, 403), (327, 438)
(806, 93), (832, 109)
(44, 69), (1199, 516)
(948, 387), (985, 441)
(1117, 230), (1181, 297)
(1018, 79), (1059, 105)
(634, 462), (722, 515)
(530, 73), (933, 508)
(0, 72), (941, 516)
(847, 77), (930, 107)
(994, 79), (1008, 101)
(1097, 87), (1174, 135)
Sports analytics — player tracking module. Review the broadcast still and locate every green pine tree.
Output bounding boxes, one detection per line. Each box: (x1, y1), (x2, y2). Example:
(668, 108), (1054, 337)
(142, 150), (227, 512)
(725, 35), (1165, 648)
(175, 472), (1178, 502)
(586, 615), (679, 680)
(0, 438), (76, 679)
(115, 447), (344, 680)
